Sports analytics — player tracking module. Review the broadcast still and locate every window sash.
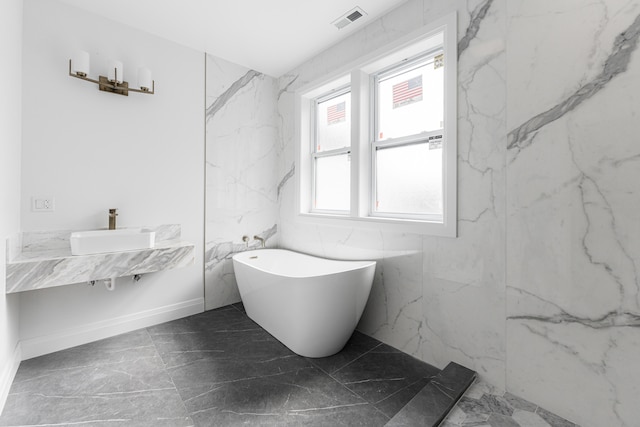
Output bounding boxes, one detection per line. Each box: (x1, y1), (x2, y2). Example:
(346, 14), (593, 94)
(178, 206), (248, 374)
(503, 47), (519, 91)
(311, 86), (352, 214)
(370, 131), (444, 221)
(372, 49), (444, 144)
(313, 86), (351, 154)
(311, 149), (351, 214)
(369, 47), (445, 221)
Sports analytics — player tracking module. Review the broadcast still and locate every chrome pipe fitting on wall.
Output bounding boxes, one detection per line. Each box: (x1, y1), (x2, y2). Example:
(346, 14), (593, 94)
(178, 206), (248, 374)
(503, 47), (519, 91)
(253, 235), (265, 248)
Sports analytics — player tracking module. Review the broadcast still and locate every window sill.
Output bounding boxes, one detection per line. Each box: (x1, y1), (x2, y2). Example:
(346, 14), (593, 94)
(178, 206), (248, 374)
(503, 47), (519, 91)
(296, 212), (456, 237)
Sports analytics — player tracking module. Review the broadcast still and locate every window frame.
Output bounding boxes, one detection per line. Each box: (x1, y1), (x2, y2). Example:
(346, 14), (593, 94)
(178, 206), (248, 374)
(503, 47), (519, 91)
(294, 12), (457, 237)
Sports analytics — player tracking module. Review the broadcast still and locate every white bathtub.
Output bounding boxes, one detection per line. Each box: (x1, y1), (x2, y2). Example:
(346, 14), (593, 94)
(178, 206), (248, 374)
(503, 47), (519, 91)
(232, 249), (376, 358)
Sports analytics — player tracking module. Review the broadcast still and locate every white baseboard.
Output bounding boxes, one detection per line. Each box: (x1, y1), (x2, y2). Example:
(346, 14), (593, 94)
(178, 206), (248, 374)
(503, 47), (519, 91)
(0, 342), (21, 415)
(20, 298), (204, 360)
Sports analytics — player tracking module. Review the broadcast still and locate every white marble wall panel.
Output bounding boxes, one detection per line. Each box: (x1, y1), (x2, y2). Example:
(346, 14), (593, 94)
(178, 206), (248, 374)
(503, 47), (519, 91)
(277, 0), (507, 388)
(421, 0), (507, 389)
(274, 0), (640, 425)
(205, 54), (279, 310)
(506, 1), (640, 426)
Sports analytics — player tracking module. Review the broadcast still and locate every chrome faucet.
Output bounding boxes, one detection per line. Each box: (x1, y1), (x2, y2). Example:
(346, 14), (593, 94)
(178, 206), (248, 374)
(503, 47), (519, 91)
(253, 235), (265, 248)
(108, 208), (118, 230)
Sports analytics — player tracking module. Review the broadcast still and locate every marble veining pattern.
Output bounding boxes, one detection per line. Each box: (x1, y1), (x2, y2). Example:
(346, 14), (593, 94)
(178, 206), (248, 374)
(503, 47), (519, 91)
(6, 225), (194, 293)
(277, 0), (508, 396)
(205, 53), (279, 310)
(276, 0), (640, 426)
(0, 304), (448, 426)
(387, 362), (476, 426)
(442, 381), (579, 427)
(0, 329), (193, 426)
(506, 1), (640, 426)
(507, 13), (640, 152)
(205, 69), (262, 123)
(204, 224), (277, 272)
(276, 162), (295, 198)
(7, 241), (195, 293)
(0, 305), (579, 427)
(458, 0), (494, 58)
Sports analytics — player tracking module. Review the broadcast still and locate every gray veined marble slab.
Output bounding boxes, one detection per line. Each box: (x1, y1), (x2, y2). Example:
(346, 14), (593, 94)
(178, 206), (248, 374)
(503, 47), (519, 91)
(5, 224), (195, 294)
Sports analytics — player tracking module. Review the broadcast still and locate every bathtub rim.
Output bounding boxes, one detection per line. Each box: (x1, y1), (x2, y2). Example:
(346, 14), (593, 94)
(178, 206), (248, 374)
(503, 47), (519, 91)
(232, 248), (376, 279)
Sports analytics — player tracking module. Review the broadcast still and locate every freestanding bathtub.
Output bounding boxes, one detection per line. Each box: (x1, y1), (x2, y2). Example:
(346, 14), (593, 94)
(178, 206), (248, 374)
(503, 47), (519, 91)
(232, 249), (376, 358)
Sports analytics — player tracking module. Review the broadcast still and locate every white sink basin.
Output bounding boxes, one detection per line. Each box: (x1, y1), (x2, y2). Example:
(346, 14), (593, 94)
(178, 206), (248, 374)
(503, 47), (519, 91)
(70, 228), (156, 256)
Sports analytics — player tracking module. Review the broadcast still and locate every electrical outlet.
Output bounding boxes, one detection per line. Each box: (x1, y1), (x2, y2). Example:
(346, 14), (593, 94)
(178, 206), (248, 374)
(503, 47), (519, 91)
(32, 196), (55, 212)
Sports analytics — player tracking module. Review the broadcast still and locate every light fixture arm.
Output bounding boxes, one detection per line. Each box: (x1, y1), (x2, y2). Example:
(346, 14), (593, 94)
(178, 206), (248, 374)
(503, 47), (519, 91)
(68, 59), (155, 96)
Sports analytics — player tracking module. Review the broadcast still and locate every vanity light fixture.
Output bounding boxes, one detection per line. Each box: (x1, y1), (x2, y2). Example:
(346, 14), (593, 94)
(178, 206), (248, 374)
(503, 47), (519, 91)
(68, 50), (154, 96)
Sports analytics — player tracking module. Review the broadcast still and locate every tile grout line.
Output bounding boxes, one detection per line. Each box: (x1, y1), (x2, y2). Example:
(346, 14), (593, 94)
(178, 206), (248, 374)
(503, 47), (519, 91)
(324, 370), (392, 423)
(143, 327), (195, 426)
(328, 342), (384, 376)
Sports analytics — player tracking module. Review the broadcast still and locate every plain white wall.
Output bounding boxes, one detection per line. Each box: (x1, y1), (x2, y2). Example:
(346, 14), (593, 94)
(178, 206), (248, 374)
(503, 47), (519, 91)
(18, 0), (204, 351)
(0, 0), (23, 410)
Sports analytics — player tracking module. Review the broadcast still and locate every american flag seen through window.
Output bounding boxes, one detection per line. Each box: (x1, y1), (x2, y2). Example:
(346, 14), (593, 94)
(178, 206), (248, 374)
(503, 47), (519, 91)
(392, 75), (423, 109)
(327, 101), (346, 124)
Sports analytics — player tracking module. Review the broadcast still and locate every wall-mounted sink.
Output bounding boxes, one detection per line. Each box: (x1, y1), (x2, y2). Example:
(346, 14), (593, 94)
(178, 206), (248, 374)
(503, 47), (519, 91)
(70, 228), (156, 255)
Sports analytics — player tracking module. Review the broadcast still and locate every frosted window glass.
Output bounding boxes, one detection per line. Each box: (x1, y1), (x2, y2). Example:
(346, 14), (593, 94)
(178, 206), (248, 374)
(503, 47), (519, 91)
(375, 142), (442, 215)
(377, 59), (444, 141)
(316, 92), (351, 152)
(314, 155), (350, 211)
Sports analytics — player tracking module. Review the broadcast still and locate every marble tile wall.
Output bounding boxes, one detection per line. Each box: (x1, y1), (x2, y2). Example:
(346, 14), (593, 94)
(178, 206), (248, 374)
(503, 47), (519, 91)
(204, 54), (279, 310)
(277, 0), (507, 392)
(274, 0), (640, 426)
(505, 1), (640, 426)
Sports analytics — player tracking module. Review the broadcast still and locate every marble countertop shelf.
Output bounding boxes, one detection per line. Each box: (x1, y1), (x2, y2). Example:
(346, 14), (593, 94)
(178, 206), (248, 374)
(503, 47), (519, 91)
(5, 225), (195, 294)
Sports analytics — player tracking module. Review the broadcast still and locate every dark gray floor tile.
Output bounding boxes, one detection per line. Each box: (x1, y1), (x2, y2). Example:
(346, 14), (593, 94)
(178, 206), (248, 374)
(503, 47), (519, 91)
(187, 366), (388, 427)
(231, 301), (246, 313)
(151, 328), (292, 363)
(86, 418), (195, 426)
(432, 362), (476, 397)
(385, 380), (451, 426)
(10, 355), (174, 396)
(192, 403), (388, 427)
(375, 377), (431, 418)
(59, 417), (194, 427)
(307, 331), (382, 375)
(0, 304), (456, 426)
(147, 305), (256, 336)
(0, 388), (189, 426)
(0, 328), (191, 426)
(387, 362), (475, 427)
(332, 343), (439, 405)
(13, 329), (157, 383)
(168, 353), (313, 398)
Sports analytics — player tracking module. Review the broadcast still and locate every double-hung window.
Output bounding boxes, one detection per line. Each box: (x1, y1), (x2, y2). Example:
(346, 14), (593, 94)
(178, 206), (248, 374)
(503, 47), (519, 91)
(296, 13), (457, 236)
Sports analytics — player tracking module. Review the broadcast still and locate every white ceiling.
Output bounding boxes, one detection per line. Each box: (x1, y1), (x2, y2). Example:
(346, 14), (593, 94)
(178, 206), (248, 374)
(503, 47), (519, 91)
(57, 0), (408, 77)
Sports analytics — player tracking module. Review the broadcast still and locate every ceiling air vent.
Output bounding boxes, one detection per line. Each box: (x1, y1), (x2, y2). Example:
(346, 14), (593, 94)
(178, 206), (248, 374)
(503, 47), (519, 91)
(333, 6), (367, 30)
